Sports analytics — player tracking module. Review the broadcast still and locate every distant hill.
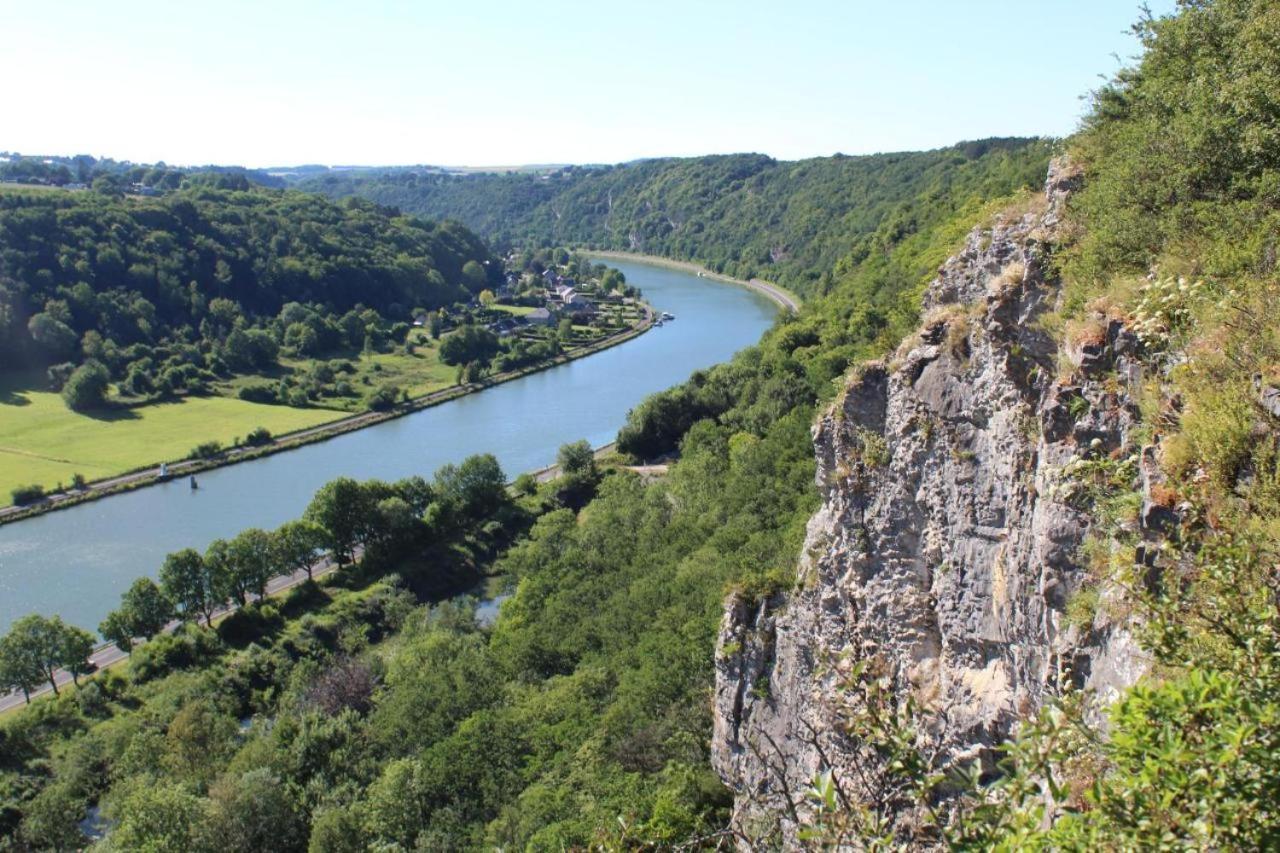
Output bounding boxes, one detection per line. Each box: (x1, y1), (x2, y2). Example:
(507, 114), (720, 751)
(0, 152), (286, 190)
(0, 180), (498, 385)
(297, 138), (1054, 298)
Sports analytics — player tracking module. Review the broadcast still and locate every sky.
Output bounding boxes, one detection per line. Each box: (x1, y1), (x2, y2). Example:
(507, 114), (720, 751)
(0, 0), (1178, 169)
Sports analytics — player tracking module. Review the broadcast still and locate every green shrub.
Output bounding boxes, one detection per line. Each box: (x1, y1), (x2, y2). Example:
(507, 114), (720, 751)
(10, 484), (46, 505)
(129, 625), (224, 682)
(244, 426), (273, 447)
(187, 440), (223, 460)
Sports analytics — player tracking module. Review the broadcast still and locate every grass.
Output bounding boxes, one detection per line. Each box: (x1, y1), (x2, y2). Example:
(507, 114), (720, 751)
(219, 340), (460, 413)
(490, 304), (536, 317)
(361, 348), (458, 398)
(0, 373), (339, 505)
(0, 305), (649, 506)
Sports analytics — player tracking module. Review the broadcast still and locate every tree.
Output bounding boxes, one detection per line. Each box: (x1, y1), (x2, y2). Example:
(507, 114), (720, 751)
(58, 623), (96, 686)
(61, 359), (110, 411)
(462, 259), (487, 290)
(305, 477), (368, 566)
(26, 312), (77, 360)
(0, 627), (44, 703)
(555, 439), (600, 510)
(438, 324), (500, 366)
(160, 548), (217, 627)
(272, 519), (328, 581)
(394, 475), (435, 516)
(204, 538), (241, 608)
(478, 289), (496, 307)
(203, 768), (306, 852)
(20, 781), (87, 850)
(557, 439), (596, 479)
(101, 577), (174, 651)
(308, 805), (365, 853)
(105, 781), (207, 852)
(224, 527), (275, 603)
(0, 615), (84, 695)
(434, 453), (508, 523)
(428, 311), (444, 340)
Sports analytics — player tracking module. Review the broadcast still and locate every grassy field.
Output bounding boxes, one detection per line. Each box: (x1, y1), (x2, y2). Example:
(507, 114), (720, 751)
(491, 304), (536, 317)
(361, 348), (458, 398)
(219, 340), (460, 413)
(0, 376), (340, 505)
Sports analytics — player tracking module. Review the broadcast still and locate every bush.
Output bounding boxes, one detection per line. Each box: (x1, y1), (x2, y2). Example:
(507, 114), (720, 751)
(61, 359), (110, 411)
(365, 384), (401, 412)
(237, 383), (277, 404)
(244, 426), (273, 447)
(11, 484), (46, 505)
(129, 625), (225, 682)
(216, 604), (285, 648)
(188, 440), (222, 460)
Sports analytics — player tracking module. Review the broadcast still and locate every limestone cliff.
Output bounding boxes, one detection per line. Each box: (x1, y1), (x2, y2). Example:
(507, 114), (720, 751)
(711, 161), (1156, 846)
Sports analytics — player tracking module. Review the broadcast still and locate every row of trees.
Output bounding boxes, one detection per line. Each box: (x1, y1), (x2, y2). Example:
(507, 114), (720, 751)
(0, 453), (512, 705)
(98, 518), (328, 648)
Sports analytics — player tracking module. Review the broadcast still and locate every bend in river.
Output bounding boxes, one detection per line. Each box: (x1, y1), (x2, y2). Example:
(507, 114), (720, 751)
(0, 259), (778, 635)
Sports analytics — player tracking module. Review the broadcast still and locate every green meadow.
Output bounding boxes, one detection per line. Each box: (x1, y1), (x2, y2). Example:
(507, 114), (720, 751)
(0, 375), (339, 505)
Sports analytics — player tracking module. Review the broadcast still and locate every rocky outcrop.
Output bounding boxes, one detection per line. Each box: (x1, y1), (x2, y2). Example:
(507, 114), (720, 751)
(712, 161), (1156, 846)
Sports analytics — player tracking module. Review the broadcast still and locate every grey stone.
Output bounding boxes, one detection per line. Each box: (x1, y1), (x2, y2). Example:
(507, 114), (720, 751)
(711, 159), (1150, 846)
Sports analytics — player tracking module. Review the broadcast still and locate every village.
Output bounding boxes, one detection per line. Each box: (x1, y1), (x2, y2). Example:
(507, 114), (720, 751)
(414, 251), (666, 350)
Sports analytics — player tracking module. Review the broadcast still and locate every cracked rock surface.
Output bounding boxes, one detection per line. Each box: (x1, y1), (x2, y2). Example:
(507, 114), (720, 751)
(712, 161), (1152, 846)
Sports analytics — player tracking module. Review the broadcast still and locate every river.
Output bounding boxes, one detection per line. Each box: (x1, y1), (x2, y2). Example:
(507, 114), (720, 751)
(0, 259), (778, 635)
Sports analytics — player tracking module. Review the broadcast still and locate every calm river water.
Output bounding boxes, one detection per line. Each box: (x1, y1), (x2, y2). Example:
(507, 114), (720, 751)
(0, 259), (778, 635)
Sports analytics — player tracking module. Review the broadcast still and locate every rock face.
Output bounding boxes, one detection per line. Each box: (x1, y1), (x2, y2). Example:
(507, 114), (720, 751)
(711, 161), (1152, 845)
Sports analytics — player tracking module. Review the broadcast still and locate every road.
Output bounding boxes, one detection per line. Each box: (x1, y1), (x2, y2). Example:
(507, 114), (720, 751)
(0, 552), (347, 714)
(745, 277), (801, 313)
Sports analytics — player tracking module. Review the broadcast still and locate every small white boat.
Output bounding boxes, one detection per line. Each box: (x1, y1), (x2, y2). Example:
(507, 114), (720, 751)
(661, 312), (675, 321)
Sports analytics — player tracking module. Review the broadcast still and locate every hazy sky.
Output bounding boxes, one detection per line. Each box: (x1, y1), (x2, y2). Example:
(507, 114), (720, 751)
(2, 0), (1176, 168)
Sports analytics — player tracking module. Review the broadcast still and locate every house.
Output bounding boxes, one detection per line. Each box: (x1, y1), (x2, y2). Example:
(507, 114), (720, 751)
(488, 317), (519, 337)
(412, 313), (429, 327)
(526, 307), (556, 327)
(555, 285), (593, 312)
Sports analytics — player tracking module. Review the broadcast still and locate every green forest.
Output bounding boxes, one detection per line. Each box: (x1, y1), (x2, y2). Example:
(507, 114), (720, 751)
(0, 178), (499, 406)
(297, 139), (1053, 300)
(3, 0), (1280, 848)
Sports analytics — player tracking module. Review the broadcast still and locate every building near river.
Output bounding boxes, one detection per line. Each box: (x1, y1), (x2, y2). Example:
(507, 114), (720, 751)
(526, 307), (556, 327)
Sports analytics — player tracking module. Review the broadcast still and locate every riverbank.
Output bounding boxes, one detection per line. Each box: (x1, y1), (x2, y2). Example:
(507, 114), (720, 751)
(0, 304), (655, 528)
(0, 439), (635, 715)
(583, 250), (802, 313)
